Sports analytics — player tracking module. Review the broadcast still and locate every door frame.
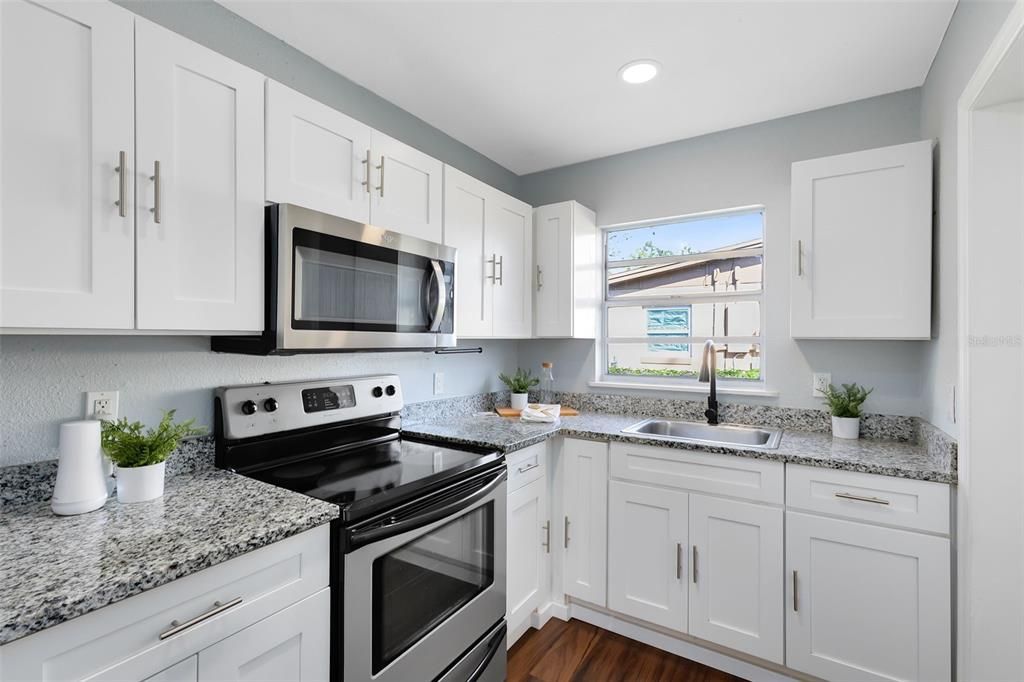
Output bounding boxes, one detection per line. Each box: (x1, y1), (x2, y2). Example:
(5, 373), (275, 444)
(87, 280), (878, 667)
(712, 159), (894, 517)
(956, 2), (1024, 680)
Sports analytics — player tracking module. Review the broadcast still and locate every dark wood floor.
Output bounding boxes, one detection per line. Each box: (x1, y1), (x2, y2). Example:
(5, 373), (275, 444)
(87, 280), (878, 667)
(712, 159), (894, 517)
(508, 618), (747, 682)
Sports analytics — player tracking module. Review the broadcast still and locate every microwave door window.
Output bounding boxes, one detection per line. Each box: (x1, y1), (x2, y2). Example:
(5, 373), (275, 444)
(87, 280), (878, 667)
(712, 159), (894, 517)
(295, 245), (398, 326)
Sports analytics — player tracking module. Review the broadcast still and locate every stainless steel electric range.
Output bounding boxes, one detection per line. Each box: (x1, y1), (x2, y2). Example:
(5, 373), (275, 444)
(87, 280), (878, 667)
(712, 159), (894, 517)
(214, 376), (507, 682)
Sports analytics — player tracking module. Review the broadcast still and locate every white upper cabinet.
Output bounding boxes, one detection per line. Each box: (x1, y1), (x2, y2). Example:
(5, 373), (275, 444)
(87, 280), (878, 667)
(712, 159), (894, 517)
(786, 511), (951, 682)
(443, 166), (533, 338)
(0, 0), (135, 330)
(533, 201), (599, 338)
(135, 20), (264, 332)
(790, 140), (933, 339)
(265, 82), (443, 243)
(265, 81), (372, 224)
(370, 132), (444, 243)
(688, 495), (784, 664)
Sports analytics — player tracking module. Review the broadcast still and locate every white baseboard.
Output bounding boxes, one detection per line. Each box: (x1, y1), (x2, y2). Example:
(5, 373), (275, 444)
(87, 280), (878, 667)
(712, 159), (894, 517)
(568, 603), (802, 682)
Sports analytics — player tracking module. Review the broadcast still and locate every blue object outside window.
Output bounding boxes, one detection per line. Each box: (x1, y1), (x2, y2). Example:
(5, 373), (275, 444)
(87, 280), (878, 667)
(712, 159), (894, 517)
(647, 307), (691, 352)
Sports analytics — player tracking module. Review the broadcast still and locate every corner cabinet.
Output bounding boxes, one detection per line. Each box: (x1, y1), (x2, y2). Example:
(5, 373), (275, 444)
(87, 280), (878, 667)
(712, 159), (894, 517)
(533, 202), (600, 338)
(790, 139), (933, 339)
(443, 166), (533, 338)
(0, 5), (265, 333)
(265, 80), (443, 243)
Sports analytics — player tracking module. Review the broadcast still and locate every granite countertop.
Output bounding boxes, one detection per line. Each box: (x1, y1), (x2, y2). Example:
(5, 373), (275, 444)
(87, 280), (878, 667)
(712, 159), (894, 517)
(404, 412), (955, 484)
(0, 468), (338, 646)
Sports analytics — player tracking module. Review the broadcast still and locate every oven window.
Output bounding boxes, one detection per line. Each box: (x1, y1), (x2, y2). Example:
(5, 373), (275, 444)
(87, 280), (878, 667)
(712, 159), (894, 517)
(372, 502), (494, 674)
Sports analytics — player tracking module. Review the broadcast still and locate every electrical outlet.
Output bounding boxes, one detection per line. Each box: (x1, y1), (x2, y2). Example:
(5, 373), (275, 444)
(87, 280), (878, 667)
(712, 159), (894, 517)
(433, 372), (444, 396)
(812, 373), (831, 398)
(85, 390), (119, 420)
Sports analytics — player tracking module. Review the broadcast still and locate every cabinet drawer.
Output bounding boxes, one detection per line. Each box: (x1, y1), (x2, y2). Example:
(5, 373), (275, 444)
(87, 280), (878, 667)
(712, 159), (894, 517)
(786, 465), (950, 534)
(609, 442), (784, 504)
(1, 526), (330, 681)
(507, 443), (546, 493)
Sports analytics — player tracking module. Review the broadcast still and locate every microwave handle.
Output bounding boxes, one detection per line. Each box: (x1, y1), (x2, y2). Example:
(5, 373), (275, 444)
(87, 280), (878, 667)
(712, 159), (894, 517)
(349, 467), (506, 549)
(428, 259), (447, 332)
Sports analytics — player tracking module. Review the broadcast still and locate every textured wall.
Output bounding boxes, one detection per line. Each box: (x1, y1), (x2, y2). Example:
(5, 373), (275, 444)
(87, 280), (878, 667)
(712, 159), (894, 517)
(919, 0), (1016, 437)
(113, 0), (521, 198)
(0, 336), (518, 467)
(520, 89), (928, 417)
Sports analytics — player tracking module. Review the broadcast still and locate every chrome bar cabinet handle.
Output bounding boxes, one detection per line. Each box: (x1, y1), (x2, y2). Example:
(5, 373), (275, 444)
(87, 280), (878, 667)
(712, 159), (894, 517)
(542, 520), (551, 553)
(361, 149), (372, 193)
(536, 265), (543, 291)
(150, 160), (162, 224)
(792, 571), (799, 612)
(159, 597), (242, 640)
(564, 516), (570, 549)
(796, 239), (803, 276)
(375, 155), (385, 197)
(676, 543), (683, 580)
(516, 462), (539, 474)
(692, 545), (698, 584)
(834, 491), (891, 505)
(486, 254), (497, 283)
(495, 255), (504, 285)
(115, 151), (127, 217)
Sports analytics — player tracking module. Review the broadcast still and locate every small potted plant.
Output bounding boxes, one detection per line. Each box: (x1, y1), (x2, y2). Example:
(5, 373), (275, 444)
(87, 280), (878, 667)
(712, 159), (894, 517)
(101, 410), (206, 503)
(822, 383), (873, 440)
(499, 368), (540, 411)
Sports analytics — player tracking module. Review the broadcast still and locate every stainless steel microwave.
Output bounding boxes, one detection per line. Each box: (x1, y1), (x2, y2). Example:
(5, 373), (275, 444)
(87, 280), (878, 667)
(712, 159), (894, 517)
(213, 204), (456, 354)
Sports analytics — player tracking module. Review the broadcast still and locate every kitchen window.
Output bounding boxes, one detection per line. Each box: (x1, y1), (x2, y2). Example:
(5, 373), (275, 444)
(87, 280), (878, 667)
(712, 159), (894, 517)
(602, 207), (765, 386)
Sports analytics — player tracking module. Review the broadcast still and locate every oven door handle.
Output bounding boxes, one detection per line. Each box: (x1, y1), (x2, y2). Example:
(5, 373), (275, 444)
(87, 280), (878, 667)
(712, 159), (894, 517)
(467, 620), (507, 682)
(349, 468), (506, 549)
(427, 259), (447, 332)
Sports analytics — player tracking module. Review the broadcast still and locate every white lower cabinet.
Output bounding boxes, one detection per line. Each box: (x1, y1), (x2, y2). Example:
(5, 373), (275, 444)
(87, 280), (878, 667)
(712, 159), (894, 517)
(562, 439), (608, 606)
(507, 476), (549, 643)
(689, 495), (784, 663)
(197, 589), (330, 681)
(607, 480), (688, 631)
(786, 511), (951, 682)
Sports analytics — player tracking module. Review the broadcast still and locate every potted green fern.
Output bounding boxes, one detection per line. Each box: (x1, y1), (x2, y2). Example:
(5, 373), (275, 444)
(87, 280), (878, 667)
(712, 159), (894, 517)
(101, 410), (205, 503)
(822, 383), (873, 440)
(499, 368), (540, 411)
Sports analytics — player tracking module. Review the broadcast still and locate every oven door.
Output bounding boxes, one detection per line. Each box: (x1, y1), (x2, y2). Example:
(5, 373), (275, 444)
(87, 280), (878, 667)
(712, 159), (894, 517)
(276, 203), (456, 351)
(343, 466), (506, 682)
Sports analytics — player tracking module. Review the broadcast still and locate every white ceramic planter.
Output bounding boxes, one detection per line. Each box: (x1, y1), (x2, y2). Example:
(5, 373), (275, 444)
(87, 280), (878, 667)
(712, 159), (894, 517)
(832, 416), (861, 440)
(116, 461), (166, 503)
(510, 393), (529, 411)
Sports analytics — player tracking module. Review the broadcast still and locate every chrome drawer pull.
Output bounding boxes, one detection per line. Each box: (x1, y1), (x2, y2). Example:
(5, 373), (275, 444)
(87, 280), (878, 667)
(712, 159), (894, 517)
(159, 597), (242, 640)
(834, 491), (891, 506)
(516, 462), (539, 474)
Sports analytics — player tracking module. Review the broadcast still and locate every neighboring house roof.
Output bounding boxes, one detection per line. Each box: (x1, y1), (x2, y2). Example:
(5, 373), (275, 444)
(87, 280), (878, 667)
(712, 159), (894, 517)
(609, 239), (763, 286)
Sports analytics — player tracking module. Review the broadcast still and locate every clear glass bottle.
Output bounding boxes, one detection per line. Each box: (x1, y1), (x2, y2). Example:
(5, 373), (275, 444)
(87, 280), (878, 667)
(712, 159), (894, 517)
(540, 362), (555, 405)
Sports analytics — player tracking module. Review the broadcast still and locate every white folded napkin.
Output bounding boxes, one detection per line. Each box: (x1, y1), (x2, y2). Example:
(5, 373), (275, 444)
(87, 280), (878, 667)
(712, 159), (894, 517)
(520, 403), (561, 423)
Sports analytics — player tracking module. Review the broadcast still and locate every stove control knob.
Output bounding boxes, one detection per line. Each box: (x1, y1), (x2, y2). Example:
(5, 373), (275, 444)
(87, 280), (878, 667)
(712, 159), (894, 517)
(372, 386), (384, 398)
(263, 398), (279, 413)
(240, 400), (258, 416)
(385, 385), (396, 396)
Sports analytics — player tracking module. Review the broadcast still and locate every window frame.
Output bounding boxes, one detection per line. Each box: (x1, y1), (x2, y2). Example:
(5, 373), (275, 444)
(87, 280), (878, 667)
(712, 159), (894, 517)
(598, 205), (767, 389)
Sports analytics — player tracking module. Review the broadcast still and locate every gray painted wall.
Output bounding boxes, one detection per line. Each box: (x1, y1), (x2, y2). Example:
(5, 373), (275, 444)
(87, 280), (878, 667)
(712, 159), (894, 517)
(520, 89), (928, 417)
(0, 336), (517, 467)
(919, 0), (1015, 436)
(114, 0), (521, 197)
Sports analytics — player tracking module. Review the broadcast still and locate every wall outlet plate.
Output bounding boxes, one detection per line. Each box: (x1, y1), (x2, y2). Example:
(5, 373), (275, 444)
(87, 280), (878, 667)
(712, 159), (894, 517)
(812, 373), (831, 398)
(85, 390), (119, 420)
(433, 372), (444, 396)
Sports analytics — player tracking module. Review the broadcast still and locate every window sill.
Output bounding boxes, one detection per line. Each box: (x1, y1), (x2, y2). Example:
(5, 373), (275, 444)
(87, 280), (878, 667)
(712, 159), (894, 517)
(588, 380), (780, 398)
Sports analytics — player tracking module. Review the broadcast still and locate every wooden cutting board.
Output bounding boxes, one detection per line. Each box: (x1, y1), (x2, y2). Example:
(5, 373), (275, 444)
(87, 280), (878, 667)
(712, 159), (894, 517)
(495, 406), (579, 418)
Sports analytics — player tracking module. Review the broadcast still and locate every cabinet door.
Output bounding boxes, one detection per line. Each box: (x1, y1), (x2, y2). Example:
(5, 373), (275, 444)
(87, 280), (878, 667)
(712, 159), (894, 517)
(607, 481), (687, 631)
(135, 20), (264, 332)
(370, 132), (443, 242)
(197, 589), (330, 681)
(145, 656), (198, 682)
(265, 80), (371, 223)
(507, 477), (548, 643)
(786, 512), (950, 681)
(487, 193), (533, 338)
(689, 495), (783, 663)
(443, 166), (491, 337)
(533, 203), (572, 338)
(0, 0), (134, 329)
(790, 140), (932, 339)
(563, 439), (608, 605)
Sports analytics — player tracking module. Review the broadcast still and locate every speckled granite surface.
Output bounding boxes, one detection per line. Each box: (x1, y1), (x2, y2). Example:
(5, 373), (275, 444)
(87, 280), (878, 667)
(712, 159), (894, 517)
(404, 412), (956, 484)
(0, 468), (338, 646)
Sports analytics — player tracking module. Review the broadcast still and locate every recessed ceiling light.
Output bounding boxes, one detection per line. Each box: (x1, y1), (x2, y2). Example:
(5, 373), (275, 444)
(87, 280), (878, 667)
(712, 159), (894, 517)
(619, 59), (660, 84)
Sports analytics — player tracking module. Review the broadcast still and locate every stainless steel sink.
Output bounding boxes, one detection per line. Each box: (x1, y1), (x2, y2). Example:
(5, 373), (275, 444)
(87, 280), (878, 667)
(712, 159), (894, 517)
(621, 418), (783, 450)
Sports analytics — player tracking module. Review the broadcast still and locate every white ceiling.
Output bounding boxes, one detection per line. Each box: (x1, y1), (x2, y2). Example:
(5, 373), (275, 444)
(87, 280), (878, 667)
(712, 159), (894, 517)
(221, 0), (957, 175)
